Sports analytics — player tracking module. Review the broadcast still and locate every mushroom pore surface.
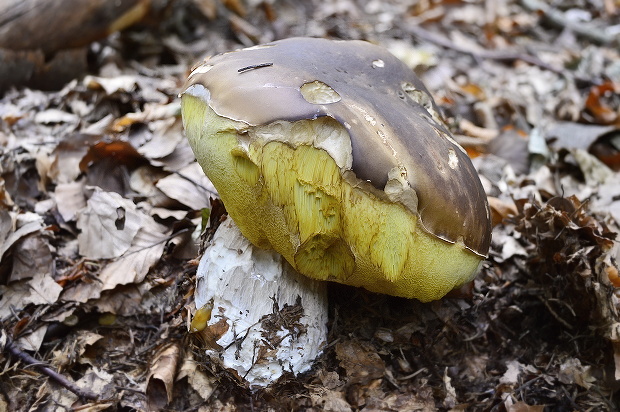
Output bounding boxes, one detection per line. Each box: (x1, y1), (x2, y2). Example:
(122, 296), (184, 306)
(181, 37), (492, 301)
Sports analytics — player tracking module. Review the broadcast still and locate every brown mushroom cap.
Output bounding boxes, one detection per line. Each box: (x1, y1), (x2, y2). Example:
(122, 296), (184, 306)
(184, 37), (491, 256)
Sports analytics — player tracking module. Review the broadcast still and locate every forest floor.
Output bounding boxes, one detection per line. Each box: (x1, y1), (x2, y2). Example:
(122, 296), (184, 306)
(1, 0), (620, 410)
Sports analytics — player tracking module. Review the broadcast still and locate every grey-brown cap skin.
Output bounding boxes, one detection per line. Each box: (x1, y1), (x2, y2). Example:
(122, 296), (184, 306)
(183, 37), (492, 257)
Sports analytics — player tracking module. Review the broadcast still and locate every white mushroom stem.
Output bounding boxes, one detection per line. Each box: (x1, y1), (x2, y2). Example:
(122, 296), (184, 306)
(193, 218), (328, 388)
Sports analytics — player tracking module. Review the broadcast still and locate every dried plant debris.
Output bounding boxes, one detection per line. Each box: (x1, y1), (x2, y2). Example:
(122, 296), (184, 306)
(514, 195), (618, 333)
(1, 0), (620, 410)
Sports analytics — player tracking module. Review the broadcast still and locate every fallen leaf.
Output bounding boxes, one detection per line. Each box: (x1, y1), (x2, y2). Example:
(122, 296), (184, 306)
(147, 342), (181, 411)
(508, 401), (545, 412)
(558, 358), (596, 389)
(155, 162), (215, 210)
(500, 360), (523, 385)
(0, 211), (44, 259)
(177, 352), (216, 400)
(98, 217), (169, 291)
(54, 181), (87, 222)
(137, 118), (184, 160)
(0, 272), (63, 318)
(77, 189), (144, 259)
(335, 340), (384, 385)
(16, 325), (47, 351)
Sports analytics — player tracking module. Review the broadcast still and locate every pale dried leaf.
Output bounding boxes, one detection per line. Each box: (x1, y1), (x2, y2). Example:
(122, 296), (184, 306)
(149, 138), (197, 172)
(500, 360), (523, 385)
(51, 367), (116, 410)
(75, 332), (104, 365)
(98, 218), (169, 291)
(155, 162), (214, 210)
(572, 149), (615, 186)
(60, 276), (103, 303)
(94, 284), (151, 316)
(0, 272), (63, 318)
(84, 75), (137, 95)
(310, 389), (352, 412)
(54, 181), (87, 222)
(508, 401), (545, 412)
(177, 353), (215, 400)
(10, 234), (53, 282)
(34, 109), (79, 124)
(548, 122), (616, 151)
(77, 189), (143, 259)
(138, 118), (184, 160)
(0, 211), (44, 258)
(50, 134), (100, 184)
(147, 343), (181, 411)
(16, 325), (47, 351)
(443, 367), (457, 408)
(558, 358), (596, 389)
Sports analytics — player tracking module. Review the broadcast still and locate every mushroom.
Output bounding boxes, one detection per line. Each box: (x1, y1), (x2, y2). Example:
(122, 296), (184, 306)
(181, 37), (492, 302)
(191, 218), (328, 387)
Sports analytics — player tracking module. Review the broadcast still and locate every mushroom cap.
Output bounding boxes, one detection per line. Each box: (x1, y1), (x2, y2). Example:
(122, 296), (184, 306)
(181, 37), (492, 300)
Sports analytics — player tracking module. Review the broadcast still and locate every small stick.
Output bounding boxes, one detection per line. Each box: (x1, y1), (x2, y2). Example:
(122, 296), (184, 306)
(2, 332), (99, 401)
(238, 63), (273, 73)
(405, 24), (598, 85)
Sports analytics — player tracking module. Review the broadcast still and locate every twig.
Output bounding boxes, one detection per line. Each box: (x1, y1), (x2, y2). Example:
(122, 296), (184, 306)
(537, 295), (574, 330)
(519, 0), (616, 46)
(405, 24), (598, 85)
(1, 331), (99, 401)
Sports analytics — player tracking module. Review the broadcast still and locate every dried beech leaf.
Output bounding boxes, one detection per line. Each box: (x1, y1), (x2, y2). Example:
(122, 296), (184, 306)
(98, 218), (169, 291)
(335, 340), (384, 385)
(146, 343), (181, 411)
(155, 162), (215, 210)
(0, 211), (44, 258)
(54, 181), (87, 222)
(77, 189), (143, 259)
(9, 234), (53, 282)
(508, 401), (545, 412)
(16, 325), (47, 352)
(177, 353), (216, 400)
(0, 272), (63, 318)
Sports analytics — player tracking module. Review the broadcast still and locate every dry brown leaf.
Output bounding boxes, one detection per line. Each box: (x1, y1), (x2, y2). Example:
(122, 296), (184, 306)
(335, 340), (384, 385)
(146, 342), (181, 411)
(16, 325), (47, 352)
(507, 401), (545, 412)
(584, 81), (620, 125)
(488, 196), (518, 226)
(191, 0), (217, 19)
(77, 189), (144, 259)
(177, 352), (216, 400)
(155, 162), (214, 210)
(558, 358), (596, 389)
(9, 233), (52, 282)
(50, 134), (101, 184)
(0, 272), (63, 318)
(54, 181), (87, 222)
(137, 118), (184, 160)
(98, 218), (169, 291)
(0, 211), (44, 258)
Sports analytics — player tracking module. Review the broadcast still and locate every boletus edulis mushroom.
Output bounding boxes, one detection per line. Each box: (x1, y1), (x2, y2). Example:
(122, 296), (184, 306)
(181, 37), (492, 302)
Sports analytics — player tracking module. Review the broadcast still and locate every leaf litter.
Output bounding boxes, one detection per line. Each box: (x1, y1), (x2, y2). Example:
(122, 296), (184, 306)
(1, 0), (620, 410)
